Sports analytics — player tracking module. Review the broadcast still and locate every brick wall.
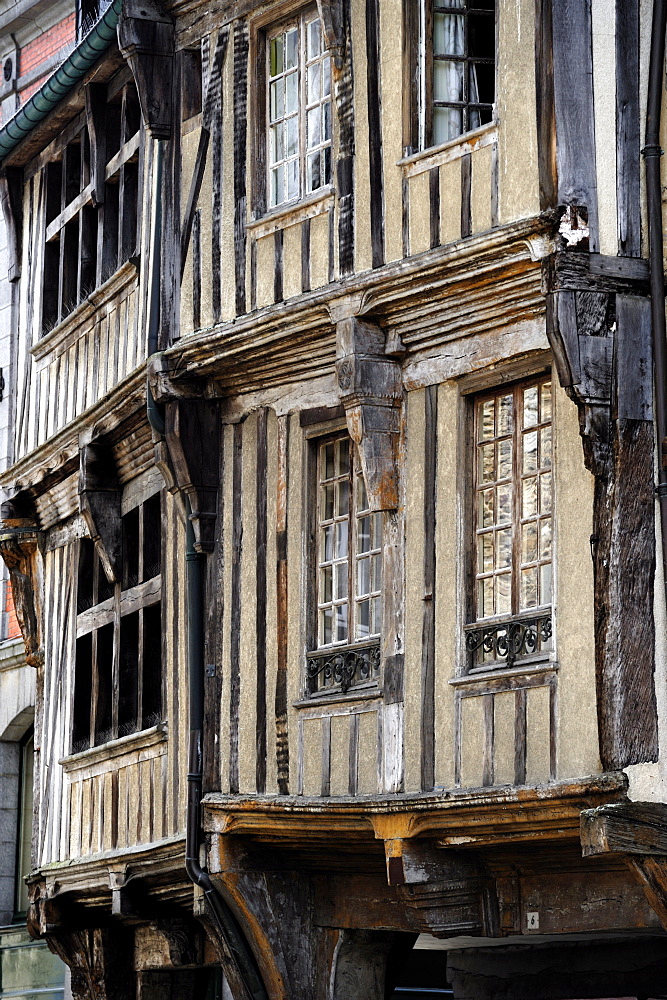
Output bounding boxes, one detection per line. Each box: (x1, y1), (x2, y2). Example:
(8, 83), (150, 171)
(5, 581), (20, 642)
(18, 13), (76, 79)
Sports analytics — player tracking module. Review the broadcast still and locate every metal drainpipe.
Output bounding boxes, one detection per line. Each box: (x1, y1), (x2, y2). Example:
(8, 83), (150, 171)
(144, 143), (268, 1000)
(644, 0), (667, 591)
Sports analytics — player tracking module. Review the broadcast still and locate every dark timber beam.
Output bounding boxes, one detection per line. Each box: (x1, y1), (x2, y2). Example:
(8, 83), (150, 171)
(78, 439), (122, 583)
(118, 0), (175, 140)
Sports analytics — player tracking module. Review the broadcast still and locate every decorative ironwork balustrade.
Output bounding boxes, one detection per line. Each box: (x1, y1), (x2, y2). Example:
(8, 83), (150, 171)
(464, 613), (552, 670)
(306, 640), (381, 694)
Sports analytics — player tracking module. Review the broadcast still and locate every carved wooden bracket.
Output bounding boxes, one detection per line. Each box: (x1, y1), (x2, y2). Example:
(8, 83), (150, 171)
(162, 399), (221, 553)
(0, 167), (23, 281)
(78, 440), (122, 583)
(0, 495), (42, 667)
(118, 0), (175, 140)
(581, 801), (667, 930)
(335, 317), (403, 512)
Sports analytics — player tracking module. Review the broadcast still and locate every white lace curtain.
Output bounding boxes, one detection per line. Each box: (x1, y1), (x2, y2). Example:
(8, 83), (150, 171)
(432, 1), (481, 144)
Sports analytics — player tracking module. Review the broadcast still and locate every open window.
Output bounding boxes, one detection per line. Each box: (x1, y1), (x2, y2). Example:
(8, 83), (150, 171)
(405, 0), (496, 153)
(40, 76), (141, 336)
(72, 492), (162, 753)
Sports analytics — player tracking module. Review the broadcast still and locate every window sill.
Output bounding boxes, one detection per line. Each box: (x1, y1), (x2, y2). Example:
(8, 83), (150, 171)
(450, 659), (558, 688)
(293, 684), (381, 710)
(31, 258), (139, 364)
(398, 120), (498, 178)
(248, 187), (334, 240)
(60, 722), (167, 775)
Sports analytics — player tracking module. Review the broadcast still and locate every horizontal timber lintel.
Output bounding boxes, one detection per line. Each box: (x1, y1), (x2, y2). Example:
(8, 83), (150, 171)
(203, 772), (628, 846)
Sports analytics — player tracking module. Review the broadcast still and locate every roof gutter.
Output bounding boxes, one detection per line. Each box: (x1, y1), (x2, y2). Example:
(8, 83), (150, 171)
(0, 0), (121, 166)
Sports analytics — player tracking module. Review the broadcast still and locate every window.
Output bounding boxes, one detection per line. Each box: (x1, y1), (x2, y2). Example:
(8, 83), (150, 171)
(265, 11), (332, 209)
(72, 493), (162, 753)
(407, 0), (495, 152)
(306, 435), (382, 695)
(465, 378), (553, 670)
(41, 78), (141, 335)
(14, 729), (33, 917)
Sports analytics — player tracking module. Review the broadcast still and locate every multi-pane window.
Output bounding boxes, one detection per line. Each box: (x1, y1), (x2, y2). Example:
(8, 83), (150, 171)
(72, 494), (162, 754)
(267, 12), (332, 209)
(422, 0), (495, 148)
(316, 436), (382, 647)
(41, 79), (140, 335)
(473, 379), (552, 618)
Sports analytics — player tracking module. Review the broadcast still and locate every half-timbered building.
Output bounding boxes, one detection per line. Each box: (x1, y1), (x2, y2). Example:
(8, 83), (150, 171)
(2, 0), (667, 996)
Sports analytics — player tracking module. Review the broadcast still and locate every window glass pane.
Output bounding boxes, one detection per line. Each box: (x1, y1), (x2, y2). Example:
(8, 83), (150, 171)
(322, 606), (332, 644)
(522, 522), (538, 563)
(523, 386), (539, 427)
(540, 472), (552, 513)
(307, 106), (321, 148)
(540, 563), (553, 605)
(481, 399), (494, 439)
(469, 13), (495, 59)
(434, 60), (464, 102)
(322, 483), (334, 520)
(480, 488), (494, 527)
(270, 34), (284, 76)
(371, 553), (382, 591)
(434, 106), (462, 143)
(270, 123), (283, 165)
(270, 165), (284, 207)
(540, 520), (552, 559)
(285, 28), (298, 69)
(336, 562), (348, 601)
(358, 556), (370, 596)
(522, 477), (537, 518)
(541, 426), (552, 468)
(357, 599), (370, 639)
(498, 439), (512, 480)
(434, 13), (464, 54)
(336, 520), (348, 558)
(323, 146), (332, 185)
(496, 528), (511, 569)
(286, 116), (298, 157)
(540, 382), (552, 422)
(497, 484), (511, 523)
(287, 158), (299, 200)
(496, 574), (511, 615)
(358, 516), (371, 554)
(308, 61), (321, 102)
(324, 442), (335, 479)
(480, 443), (495, 483)
(307, 18), (321, 59)
(498, 394), (512, 435)
(471, 62), (495, 105)
(520, 566), (538, 609)
(336, 602), (348, 641)
(337, 479), (350, 516)
(321, 566), (332, 603)
(322, 57), (331, 96)
(270, 79), (284, 121)
(322, 524), (334, 561)
(285, 71), (298, 114)
(339, 438), (350, 475)
(523, 430), (538, 474)
(479, 533), (493, 573)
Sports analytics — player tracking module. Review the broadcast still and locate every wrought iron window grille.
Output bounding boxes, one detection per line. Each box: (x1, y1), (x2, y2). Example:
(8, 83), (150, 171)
(464, 613), (552, 670)
(306, 640), (381, 694)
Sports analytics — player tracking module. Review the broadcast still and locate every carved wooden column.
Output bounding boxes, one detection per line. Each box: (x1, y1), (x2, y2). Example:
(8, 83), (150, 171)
(0, 495), (42, 667)
(544, 234), (657, 769)
(332, 305), (406, 790)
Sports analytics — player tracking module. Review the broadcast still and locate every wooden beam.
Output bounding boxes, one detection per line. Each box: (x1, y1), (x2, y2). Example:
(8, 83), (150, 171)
(581, 802), (667, 857)
(0, 167), (23, 281)
(117, 1), (175, 140)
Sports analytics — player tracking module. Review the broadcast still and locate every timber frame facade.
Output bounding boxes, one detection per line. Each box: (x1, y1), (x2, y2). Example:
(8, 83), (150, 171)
(2, 0), (667, 996)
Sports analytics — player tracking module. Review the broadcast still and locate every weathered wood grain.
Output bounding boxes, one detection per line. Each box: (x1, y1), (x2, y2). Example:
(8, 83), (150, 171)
(420, 385), (436, 791)
(366, 0), (384, 269)
(229, 421), (243, 794)
(615, 0), (640, 257)
(233, 21), (249, 315)
(255, 408), (268, 794)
